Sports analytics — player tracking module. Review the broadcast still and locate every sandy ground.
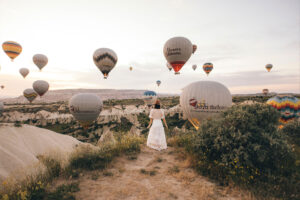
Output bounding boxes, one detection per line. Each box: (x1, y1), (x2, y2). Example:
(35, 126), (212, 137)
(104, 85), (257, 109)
(71, 146), (254, 200)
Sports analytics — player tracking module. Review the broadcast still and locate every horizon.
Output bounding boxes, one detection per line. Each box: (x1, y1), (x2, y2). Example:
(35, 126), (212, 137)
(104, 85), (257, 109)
(0, 0), (299, 97)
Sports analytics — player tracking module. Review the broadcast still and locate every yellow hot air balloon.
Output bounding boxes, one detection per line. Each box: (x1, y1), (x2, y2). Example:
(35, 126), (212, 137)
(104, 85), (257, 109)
(129, 66), (133, 71)
(2, 41), (22, 61)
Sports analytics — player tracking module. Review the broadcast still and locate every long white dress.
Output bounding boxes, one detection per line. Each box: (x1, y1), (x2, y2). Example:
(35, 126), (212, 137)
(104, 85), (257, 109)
(147, 109), (167, 151)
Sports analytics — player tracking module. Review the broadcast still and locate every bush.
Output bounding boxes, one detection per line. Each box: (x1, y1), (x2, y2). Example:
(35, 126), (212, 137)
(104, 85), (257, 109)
(181, 104), (298, 199)
(281, 120), (300, 146)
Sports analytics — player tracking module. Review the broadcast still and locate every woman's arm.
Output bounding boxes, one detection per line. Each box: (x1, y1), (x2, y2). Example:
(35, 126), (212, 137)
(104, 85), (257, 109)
(162, 118), (168, 129)
(147, 118), (153, 129)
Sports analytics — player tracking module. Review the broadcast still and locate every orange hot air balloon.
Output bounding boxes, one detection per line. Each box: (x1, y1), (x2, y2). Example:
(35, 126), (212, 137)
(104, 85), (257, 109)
(265, 64), (273, 72)
(203, 63), (213, 76)
(2, 41), (22, 61)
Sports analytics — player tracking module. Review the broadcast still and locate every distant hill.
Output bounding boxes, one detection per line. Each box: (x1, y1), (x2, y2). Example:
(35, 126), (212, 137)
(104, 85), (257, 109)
(1, 89), (178, 104)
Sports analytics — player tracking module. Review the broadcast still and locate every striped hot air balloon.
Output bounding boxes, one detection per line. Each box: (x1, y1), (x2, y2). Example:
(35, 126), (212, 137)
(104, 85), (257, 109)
(143, 91), (157, 107)
(267, 95), (300, 123)
(203, 63), (213, 76)
(2, 41), (22, 61)
(23, 88), (38, 103)
(93, 48), (118, 79)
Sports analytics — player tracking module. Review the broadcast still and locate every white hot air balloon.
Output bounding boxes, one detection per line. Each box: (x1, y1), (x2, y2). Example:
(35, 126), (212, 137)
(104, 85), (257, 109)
(0, 102), (4, 114)
(93, 48), (118, 79)
(180, 81), (232, 130)
(69, 93), (103, 129)
(192, 64), (197, 71)
(19, 68), (29, 78)
(33, 80), (49, 96)
(163, 37), (193, 75)
(23, 88), (38, 103)
(33, 54), (48, 71)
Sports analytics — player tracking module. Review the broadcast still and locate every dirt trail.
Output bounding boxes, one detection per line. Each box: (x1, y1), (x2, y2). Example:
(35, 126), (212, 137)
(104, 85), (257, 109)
(74, 146), (253, 200)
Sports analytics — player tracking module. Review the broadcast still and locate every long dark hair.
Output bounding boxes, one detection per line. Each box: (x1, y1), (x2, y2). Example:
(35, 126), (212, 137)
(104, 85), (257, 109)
(154, 104), (160, 109)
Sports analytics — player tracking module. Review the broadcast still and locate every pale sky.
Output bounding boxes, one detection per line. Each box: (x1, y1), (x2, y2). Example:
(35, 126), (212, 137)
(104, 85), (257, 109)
(0, 0), (299, 97)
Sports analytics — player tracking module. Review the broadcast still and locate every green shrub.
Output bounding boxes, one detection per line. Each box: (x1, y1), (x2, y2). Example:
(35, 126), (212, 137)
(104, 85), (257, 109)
(281, 120), (300, 146)
(186, 104), (298, 199)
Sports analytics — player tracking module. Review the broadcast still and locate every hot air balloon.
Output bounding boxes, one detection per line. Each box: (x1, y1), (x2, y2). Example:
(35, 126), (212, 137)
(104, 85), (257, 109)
(143, 91), (157, 107)
(69, 93), (103, 129)
(33, 54), (48, 71)
(23, 88), (38, 103)
(192, 64), (197, 71)
(192, 44), (197, 54)
(129, 66), (133, 71)
(163, 37), (193, 75)
(33, 80), (49, 96)
(180, 81), (232, 130)
(93, 48), (118, 79)
(1, 85), (4, 89)
(19, 68), (29, 78)
(203, 63), (213, 76)
(2, 41), (22, 61)
(0, 102), (4, 114)
(265, 64), (273, 72)
(156, 80), (161, 87)
(166, 62), (172, 71)
(267, 95), (300, 123)
(262, 89), (269, 96)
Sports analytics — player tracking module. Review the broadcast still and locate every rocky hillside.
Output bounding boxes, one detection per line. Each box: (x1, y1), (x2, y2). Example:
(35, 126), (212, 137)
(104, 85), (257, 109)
(1, 89), (177, 104)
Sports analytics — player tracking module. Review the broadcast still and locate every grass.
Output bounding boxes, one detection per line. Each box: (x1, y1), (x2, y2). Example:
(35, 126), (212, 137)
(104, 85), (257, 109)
(0, 134), (143, 200)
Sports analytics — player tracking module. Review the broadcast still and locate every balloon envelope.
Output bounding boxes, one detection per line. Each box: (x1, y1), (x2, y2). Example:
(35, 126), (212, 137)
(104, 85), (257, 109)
(192, 64), (197, 71)
(33, 54), (48, 71)
(19, 68), (30, 78)
(267, 95), (300, 123)
(69, 93), (103, 128)
(93, 48), (118, 79)
(180, 81), (232, 129)
(143, 91), (157, 107)
(163, 37), (193, 74)
(262, 89), (269, 95)
(203, 63), (213, 75)
(156, 80), (161, 87)
(33, 80), (49, 96)
(265, 64), (273, 72)
(192, 44), (197, 54)
(2, 41), (22, 61)
(23, 88), (38, 103)
(129, 66), (133, 71)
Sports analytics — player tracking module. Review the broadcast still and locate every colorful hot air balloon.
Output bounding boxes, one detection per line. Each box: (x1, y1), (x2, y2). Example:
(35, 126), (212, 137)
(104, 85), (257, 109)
(33, 80), (49, 96)
(93, 48), (118, 79)
(23, 88), (38, 103)
(180, 81), (232, 130)
(143, 91), (157, 107)
(265, 64), (273, 72)
(267, 95), (300, 123)
(163, 37), (193, 75)
(156, 80), (161, 87)
(203, 63), (213, 76)
(19, 68), (29, 78)
(192, 44), (197, 54)
(0, 102), (4, 113)
(69, 93), (103, 129)
(166, 62), (172, 71)
(33, 54), (48, 71)
(192, 64), (197, 71)
(129, 66), (133, 71)
(2, 41), (22, 61)
(262, 89), (269, 96)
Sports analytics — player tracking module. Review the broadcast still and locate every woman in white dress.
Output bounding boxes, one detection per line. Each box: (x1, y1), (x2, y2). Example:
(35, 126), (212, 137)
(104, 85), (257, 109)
(147, 100), (168, 151)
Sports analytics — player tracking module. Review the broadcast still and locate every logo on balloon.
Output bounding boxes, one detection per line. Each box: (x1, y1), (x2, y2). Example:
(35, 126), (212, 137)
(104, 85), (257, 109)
(167, 48), (181, 56)
(189, 98), (227, 113)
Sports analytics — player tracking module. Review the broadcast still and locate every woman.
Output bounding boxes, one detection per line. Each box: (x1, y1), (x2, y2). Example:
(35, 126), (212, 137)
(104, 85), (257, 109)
(147, 100), (168, 151)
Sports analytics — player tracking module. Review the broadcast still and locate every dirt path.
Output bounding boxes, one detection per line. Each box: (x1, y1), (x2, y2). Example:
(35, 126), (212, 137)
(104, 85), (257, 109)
(74, 146), (253, 200)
